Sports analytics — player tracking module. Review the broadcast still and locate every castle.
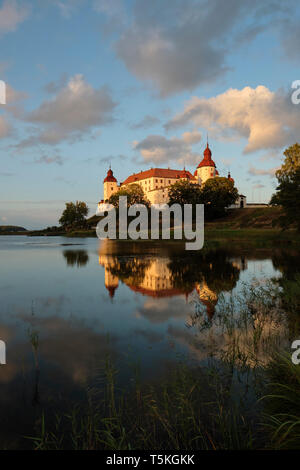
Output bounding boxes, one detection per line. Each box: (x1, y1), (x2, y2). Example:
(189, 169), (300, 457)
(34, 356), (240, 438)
(99, 143), (246, 208)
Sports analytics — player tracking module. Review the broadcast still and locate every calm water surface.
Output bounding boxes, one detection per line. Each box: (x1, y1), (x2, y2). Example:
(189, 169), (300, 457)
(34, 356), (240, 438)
(0, 235), (297, 446)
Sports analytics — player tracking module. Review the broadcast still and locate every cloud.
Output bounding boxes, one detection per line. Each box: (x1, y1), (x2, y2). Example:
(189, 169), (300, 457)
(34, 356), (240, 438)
(130, 114), (160, 130)
(112, 0), (288, 96)
(0, 0), (29, 34)
(93, 0), (127, 35)
(133, 132), (201, 165)
(35, 154), (65, 165)
(166, 85), (300, 153)
(44, 74), (68, 94)
(5, 83), (27, 103)
(54, 0), (84, 18)
(279, 18), (300, 62)
(0, 116), (10, 138)
(18, 74), (117, 146)
(248, 165), (279, 177)
(181, 130), (202, 144)
(98, 154), (127, 165)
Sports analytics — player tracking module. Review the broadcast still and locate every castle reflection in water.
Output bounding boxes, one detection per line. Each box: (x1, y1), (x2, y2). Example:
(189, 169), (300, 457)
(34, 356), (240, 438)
(98, 240), (247, 319)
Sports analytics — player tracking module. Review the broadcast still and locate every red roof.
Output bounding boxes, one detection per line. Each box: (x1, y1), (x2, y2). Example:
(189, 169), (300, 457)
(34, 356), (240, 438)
(104, 168), (117, 183)
(121, 168), (195, 185)
(197, 144), (216, 168)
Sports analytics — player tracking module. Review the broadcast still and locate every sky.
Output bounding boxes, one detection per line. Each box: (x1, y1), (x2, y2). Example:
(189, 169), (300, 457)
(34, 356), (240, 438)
(0, 0), (300, 229)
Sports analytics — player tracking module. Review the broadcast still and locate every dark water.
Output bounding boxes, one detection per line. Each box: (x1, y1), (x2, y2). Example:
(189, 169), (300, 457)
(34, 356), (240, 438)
(0, 235), (298, 447)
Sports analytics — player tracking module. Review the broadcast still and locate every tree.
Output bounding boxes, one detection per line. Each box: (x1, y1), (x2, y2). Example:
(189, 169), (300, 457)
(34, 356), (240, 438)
(270, 144), (300, 231)
(275, 143), (300, 180)
(109, 184), (150, 208)
(200, 177), (239, 219)
(59, 201), (89, 227)
(271, 167), (300, 231)
(168, 180), (202, 206)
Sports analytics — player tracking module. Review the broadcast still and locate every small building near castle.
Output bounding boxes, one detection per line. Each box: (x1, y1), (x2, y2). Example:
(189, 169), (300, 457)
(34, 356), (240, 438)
(98, 143), (247, 210)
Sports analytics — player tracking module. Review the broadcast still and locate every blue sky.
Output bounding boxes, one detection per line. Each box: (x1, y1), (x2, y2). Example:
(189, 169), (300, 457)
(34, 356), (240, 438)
(0, 0), (300, 228)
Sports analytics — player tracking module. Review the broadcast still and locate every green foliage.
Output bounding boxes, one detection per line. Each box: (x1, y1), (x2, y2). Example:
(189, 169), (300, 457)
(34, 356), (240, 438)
(168, 178), (238, 219)
(262, 353), (300, 449)
(271, 143), (300, 231)
(270, 168), (300, 231)
(200, 177), (239, 219)
(59, 201), (89, 228)
(168, 180), (202, 205)
(275, 142), (300, 180)
(109, 184), (150, 208)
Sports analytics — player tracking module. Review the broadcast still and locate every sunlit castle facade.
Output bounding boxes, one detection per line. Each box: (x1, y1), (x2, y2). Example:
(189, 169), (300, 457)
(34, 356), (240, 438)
(99, 143), (246, 209)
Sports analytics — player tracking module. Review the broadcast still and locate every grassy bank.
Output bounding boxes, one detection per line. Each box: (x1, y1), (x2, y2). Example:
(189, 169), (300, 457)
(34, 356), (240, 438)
(1, 208), (298, 242)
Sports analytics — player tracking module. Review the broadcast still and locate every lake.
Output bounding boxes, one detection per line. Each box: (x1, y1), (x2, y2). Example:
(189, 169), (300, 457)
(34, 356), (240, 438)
(0, 235), (298, 448)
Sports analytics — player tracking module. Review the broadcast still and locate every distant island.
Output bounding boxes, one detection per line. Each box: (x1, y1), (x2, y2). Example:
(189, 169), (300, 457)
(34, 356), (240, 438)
(0, 225), (27, 234)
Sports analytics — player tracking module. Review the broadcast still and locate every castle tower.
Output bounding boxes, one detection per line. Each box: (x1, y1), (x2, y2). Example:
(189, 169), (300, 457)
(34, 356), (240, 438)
(196, 143), (216, 185)
(103, 168), (118, 201)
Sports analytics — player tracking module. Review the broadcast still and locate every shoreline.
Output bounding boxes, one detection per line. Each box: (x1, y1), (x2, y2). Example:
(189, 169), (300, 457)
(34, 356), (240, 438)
(1, 227), (299, 243)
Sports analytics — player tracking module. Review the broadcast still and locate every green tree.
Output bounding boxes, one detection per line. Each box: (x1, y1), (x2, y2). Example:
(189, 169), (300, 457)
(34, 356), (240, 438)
(270, 144), (300, 231)
(168, 180), (202, 206)
(200, 177), (239, 219)
(275, 143), (300, 180)
(59, 201), (89, 227)
(109, 184), (149, 208)
(271, 168), (300, 231)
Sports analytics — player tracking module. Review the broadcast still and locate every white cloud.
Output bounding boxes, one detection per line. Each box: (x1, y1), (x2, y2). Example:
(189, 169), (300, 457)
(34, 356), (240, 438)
(166, 85), (300, 153)
(20, 74), (117, 146)
(0, 0), (29, 34)
(248, 165), (279, 177)
(182, 130), (202, 145)
(133, 132), (201, 166)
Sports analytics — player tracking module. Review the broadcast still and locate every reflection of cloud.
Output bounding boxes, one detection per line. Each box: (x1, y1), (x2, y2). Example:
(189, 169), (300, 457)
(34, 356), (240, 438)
(169, 303), (289, 367)
(136, 297), (192, 324)
(0, 315), (118, 387)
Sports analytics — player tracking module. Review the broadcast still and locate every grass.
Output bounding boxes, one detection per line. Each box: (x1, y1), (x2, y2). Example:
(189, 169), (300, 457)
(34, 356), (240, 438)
(205, 228), (300, 243)
(261, 353), (300, 449)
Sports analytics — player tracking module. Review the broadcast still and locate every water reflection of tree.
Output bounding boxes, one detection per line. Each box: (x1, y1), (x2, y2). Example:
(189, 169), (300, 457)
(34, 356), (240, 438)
(63, 250), (89, 267)
(108, 257), (151, 286)
(272, 249), (300, 281)
(168, 249), (240, 294)
(271, 249), (300, 337)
